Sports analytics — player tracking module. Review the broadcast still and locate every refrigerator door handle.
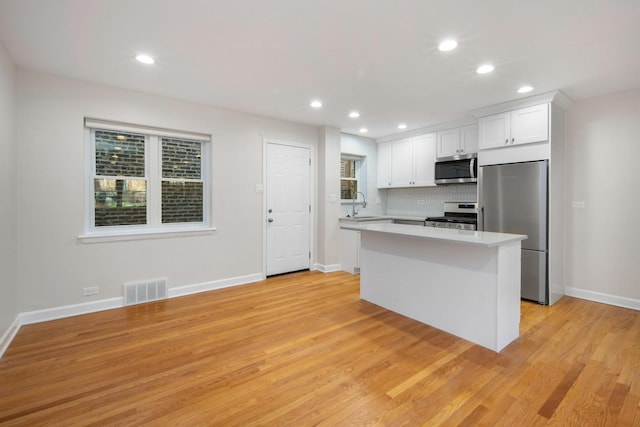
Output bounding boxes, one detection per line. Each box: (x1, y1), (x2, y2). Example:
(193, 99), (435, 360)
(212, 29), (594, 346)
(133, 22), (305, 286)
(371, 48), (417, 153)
(480, 206), (484, 231)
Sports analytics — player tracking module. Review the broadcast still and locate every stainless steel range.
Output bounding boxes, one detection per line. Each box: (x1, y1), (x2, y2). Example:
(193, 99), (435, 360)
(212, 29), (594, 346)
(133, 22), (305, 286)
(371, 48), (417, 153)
(425, 202), (478, 230)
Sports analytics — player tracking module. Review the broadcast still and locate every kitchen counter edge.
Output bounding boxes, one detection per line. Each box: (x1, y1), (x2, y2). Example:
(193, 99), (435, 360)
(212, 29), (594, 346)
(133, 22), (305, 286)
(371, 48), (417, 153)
(340, 222), (527, 248)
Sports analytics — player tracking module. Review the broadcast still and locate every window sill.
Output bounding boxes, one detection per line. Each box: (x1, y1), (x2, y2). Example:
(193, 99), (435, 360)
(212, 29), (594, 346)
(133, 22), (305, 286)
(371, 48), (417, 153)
(78, 227), (216, 243)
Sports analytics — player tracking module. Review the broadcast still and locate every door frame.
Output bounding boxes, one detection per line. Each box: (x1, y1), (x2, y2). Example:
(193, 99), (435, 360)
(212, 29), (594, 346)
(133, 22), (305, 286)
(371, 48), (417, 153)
(262, 138), (315, 279)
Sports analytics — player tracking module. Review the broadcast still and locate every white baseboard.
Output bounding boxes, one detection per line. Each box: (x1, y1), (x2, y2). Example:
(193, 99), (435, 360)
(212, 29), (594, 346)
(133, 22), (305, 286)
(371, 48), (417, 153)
(20, 297), (124, 326)
(0, 272), (265, 359)
(0, 316), (21, 359)
(169, 273), (263, 298)
(565, 287), (640, 311)
(312, 263), (342, 273)
(1, 269), (347, 359)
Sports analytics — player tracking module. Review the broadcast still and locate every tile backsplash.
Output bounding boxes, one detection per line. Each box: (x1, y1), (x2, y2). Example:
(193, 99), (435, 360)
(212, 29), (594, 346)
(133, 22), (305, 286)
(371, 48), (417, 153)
(385, 184), (477, 217)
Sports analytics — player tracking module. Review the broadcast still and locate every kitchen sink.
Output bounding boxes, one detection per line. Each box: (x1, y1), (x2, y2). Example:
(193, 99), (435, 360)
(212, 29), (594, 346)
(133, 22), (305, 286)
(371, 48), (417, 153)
(340, 216), (391, 222)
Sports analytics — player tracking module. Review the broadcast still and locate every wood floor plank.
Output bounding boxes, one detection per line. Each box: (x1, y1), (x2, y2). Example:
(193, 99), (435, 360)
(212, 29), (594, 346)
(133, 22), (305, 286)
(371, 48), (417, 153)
(1, 271), (639, 425)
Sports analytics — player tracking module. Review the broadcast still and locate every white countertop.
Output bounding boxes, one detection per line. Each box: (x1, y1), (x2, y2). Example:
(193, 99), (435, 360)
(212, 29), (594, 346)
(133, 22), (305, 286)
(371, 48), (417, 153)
(340, 222), (527, 248)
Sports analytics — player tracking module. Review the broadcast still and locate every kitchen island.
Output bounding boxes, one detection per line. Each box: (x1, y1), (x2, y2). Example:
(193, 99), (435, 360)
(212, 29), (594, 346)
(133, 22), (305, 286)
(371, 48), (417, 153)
(340, 222), (527, 352)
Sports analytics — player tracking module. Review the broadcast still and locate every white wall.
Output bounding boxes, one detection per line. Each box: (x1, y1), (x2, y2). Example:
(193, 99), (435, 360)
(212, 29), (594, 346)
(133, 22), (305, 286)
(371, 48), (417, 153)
(565, 88), (640, 304)
(15, 70), (320, 312)
(316, 126), (341, 270)
(0, 43), (17, 334)
(340, 133), (385, 217)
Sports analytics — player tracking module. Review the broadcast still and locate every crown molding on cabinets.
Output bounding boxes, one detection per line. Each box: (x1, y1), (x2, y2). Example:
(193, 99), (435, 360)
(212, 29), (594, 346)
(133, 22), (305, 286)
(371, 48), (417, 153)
(375, 117), (477, 144)
(472, 90), (574, 118)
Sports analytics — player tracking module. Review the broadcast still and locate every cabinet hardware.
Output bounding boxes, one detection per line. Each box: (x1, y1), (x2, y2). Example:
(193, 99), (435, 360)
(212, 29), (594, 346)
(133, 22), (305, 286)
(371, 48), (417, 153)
(268, 218), (274, 223)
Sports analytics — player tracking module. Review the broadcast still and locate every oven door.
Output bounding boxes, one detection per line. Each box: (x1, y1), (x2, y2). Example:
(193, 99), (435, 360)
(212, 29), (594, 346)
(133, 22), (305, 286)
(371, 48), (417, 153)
(435, 157), (477, 185)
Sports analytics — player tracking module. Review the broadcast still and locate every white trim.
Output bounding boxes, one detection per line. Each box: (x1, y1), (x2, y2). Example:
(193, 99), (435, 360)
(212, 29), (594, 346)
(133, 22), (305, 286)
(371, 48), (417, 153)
(0, 270), (345, 359)
(471, 90), (574, 118)
(84, 118), (211, 142)
(85, 126), (213, 237)
(312, 263), (342, 273)
(20, 297), (124, 326)
(375, 117), (477, 143)
(564, 287), (640, 311)
(169, 273), (263, 298)
(0, 316), (21, 359)
(78, 227), (216, 243)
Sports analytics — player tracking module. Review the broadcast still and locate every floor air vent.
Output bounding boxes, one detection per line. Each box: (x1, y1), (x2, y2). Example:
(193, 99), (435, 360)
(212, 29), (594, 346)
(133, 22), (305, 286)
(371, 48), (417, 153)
(124, 279), (168, 306)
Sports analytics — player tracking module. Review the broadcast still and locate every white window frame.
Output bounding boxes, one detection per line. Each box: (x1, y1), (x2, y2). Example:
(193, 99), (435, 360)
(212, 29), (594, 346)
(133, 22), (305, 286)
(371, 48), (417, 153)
(340, 154), (365, 203)
(79, 118), (214, 243)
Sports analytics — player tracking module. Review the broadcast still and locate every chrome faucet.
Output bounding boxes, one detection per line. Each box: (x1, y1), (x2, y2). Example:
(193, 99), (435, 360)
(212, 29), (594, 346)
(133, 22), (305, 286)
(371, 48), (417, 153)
(351, 191), (367, 216)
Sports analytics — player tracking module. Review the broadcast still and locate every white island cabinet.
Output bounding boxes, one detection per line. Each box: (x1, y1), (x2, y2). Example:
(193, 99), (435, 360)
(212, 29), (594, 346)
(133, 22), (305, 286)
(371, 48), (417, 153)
(340, 222), (527, 352)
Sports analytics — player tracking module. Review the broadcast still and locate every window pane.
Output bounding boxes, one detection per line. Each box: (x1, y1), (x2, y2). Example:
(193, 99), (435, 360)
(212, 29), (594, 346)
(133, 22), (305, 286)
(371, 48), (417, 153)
(94, 178), (147, 226)
(341, 159), (356, 179)
(95, 130), (145, 177)
(341, 179), (357, 200)
(162, 138), (202, 179)
(162, 181), (204, 223)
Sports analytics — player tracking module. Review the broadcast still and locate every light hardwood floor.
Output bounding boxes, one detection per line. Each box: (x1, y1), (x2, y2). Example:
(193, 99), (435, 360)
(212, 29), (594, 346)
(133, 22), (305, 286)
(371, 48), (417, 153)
(1, 271), (639, 426)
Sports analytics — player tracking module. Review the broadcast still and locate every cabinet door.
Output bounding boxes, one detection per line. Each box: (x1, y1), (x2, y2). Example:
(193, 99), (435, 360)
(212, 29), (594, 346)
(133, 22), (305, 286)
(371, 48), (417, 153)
(391, 138), (413, 186)
(460, 124), (479, 154)
(339, 229), (360, 273)
(479, 112), (510, 150)
(436, 128), (460, 158)
(376, 141), (392, 188)
(413, 133), (436, 186)
(510, 104), (549, 146)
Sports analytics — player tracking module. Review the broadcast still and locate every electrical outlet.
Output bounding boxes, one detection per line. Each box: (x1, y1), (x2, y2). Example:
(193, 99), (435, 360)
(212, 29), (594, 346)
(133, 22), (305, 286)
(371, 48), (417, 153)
(571, 201), (586, 209)
(83, 286), (99, 296)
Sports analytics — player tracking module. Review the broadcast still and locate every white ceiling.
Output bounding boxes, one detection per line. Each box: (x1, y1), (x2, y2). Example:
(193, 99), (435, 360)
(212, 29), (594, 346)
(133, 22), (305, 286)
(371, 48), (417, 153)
(1, 0), (639, 139)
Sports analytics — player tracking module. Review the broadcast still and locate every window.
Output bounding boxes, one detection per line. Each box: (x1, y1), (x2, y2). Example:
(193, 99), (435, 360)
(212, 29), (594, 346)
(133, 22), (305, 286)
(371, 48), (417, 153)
(340, 155), (364, 201)
(84, 119), (211, 238)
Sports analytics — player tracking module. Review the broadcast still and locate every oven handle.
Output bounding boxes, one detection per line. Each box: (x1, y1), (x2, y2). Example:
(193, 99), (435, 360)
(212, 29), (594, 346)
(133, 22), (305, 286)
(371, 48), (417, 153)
(470, 158), (476, 179)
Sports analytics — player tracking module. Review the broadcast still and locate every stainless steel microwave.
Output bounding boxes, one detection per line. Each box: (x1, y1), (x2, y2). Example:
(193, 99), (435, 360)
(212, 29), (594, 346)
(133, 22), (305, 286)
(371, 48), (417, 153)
(434, 153), (477, 185)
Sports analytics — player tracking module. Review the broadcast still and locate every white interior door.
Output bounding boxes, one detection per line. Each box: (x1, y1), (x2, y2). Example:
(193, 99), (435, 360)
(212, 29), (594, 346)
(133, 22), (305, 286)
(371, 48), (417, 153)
(266, 142), (311, 276)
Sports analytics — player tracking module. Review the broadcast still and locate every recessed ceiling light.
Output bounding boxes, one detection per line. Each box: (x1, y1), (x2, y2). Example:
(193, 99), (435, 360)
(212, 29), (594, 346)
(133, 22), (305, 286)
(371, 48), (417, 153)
(398, 123), (407, 130)
(310, 100), (323, 108)
(349, 111), (360, 118)
(359, 128), (368, 133)
(518, 85), (534, 94)
(476, 64), (494, 74)
(135, 54), (155, 65)
(438, 39), (458, 52)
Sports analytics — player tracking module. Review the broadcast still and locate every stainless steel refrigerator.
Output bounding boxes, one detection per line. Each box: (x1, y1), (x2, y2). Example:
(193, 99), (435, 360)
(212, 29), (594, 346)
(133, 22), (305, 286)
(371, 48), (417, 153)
(479, 160), (549, 304)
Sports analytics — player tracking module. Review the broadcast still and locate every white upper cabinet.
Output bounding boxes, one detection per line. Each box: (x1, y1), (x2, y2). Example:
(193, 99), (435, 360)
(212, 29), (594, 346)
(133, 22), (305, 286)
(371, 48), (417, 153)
(460, 124), (479, 154)
(479, 104), (548, 150)
(437, 125), (479, 158)
(376, 141), (392, 188)
(478, 112), (511, 149)
(436, 128), (460, 158)
(377, 133), (436, 188)
(412, 133), (436, 186)
(391, 138), (413, 186)
(510, 104), (549, 145)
